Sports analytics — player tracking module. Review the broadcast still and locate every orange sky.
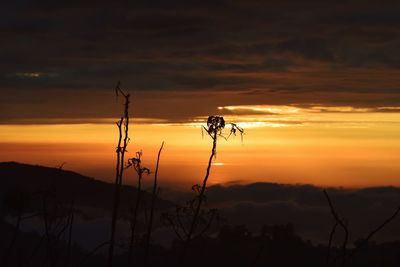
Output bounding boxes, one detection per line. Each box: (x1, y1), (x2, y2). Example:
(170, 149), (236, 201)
(1, 104), (399, 189)
(2, 1), (400, 192)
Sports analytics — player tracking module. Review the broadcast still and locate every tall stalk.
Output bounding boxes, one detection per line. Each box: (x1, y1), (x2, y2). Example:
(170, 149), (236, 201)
(143, 142), (165, 267)
(179, 116), (243, 266)
(108, 82), (130, 267)
(127, 152), (150, 267)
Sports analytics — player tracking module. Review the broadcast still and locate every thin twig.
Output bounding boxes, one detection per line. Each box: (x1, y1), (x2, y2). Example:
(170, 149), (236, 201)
(198, 210), (217, 237)
(324, 221), (338, 267)
(143, 142), (164, 267)
(65, 201), (75, 267)
(323, 190), (348, 267)
(348, 206), (400, 260)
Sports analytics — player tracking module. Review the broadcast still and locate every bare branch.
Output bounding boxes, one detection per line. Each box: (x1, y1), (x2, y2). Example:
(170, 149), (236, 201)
(108, 82), (130, 267)
(323, 190), (349, 267)
(324, 221), (339, 267)
(348, 205), (400, 260)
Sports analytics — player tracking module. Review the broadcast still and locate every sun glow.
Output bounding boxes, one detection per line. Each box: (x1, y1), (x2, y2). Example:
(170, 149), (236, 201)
(1, 104), (400, 188)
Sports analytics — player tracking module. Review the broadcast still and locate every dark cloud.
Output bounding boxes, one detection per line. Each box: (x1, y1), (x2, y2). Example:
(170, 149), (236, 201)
(1, 1), (400, 122)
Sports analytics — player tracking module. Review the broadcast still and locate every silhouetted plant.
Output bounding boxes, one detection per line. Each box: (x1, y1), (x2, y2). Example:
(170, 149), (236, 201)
(163, 115), (243, 266)
(108, 81), (131, 267)
(3, 189), (74, 267)
(347, 204), (400, 263)
(323, 190), (349, 267)
(143, 142), (165, 267)
(324, 220), (338, 267)
(323, 189), (400, 267)
(161, 194), (220, 243)
(126, 151), (150, 267)
(65, 200), (75, 267)
(38, 190), (74, 267)
(1, 191), (31, 267)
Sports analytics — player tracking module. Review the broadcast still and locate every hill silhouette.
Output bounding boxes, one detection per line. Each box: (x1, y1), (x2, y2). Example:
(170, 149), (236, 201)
(2, 163), (400, 266)
(0, 162), (173, 216)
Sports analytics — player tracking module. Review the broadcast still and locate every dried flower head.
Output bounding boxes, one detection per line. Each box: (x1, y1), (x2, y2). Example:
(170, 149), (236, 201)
(127, 151), (151, 176)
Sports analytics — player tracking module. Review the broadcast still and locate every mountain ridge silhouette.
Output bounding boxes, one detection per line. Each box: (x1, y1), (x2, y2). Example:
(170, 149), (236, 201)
(0, 161), (173, 216)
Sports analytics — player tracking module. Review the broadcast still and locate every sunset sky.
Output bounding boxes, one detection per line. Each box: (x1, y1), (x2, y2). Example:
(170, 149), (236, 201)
(1, 1), (400, 189)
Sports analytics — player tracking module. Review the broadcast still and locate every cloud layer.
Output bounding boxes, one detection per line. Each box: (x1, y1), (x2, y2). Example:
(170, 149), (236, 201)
(2, 1), (400, 122)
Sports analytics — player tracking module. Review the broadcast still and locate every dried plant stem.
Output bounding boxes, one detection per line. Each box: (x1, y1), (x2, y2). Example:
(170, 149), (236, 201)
(179, 130), (217, 266)
(108, 83), (130, 267)
(324, 221), (338, 267)
(107, 118), (123, 267)
(323, 189), (400, 267)
(348, 205), (400, 261)
(143, 142), (164, 267)
(323, 190), (349, 267)
(127, 170), (143, 267)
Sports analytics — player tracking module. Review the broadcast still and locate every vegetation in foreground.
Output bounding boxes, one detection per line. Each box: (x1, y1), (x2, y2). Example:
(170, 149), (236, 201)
(1, 84), (399, 267)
